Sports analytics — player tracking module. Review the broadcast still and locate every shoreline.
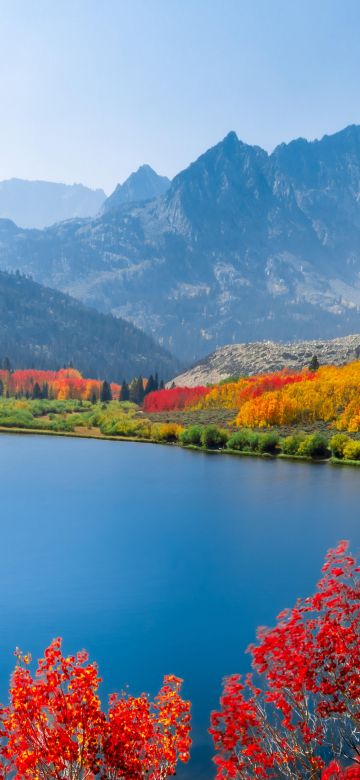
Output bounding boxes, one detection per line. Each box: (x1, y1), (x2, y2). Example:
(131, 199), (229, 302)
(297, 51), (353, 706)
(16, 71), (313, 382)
(1, 424), (360, 468)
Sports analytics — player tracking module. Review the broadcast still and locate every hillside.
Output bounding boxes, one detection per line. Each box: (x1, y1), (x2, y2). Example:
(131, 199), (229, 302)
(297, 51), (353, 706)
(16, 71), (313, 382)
(171, 334), (360, 386)
(0, 271), (179, 381)
(0, 179), (105, 228)
(1, 126), (360, 359)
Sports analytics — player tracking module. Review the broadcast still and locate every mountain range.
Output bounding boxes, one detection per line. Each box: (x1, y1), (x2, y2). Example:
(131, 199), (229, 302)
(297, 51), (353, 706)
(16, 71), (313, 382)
(0, 270), (179, 381)
(1, 125), (360, 362)
(0, 179), (106, 229)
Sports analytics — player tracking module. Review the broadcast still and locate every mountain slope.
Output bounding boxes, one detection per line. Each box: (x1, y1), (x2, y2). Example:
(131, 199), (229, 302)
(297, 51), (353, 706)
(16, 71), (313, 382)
(1, 126), (360, 360)
(0, 179), (106, 228)
(0, 270), (179, 381)
(102, 165), (170, 212)
(171, 335), (360, 386)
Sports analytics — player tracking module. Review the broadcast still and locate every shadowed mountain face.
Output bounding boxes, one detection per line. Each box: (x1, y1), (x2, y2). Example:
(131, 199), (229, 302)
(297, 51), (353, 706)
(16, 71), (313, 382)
(0, 270), (180, 381)
(0, 179), (106, 228)
(102, 165), (170, 211)
(1, 125), (360, 361)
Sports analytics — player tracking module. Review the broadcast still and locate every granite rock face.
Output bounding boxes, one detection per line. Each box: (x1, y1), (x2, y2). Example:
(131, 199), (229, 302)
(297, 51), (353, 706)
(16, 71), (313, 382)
(171, 334), (360, 386)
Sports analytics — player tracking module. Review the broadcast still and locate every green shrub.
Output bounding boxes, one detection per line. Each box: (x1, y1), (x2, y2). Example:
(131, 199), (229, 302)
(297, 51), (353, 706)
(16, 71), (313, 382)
(200, 425), (228, 449)
(227, 429), (253, 451)
(329, 433), (351, 459)
(246, 433), (261, 452)
(298, 433), (330, 459)
(280, 434), (305, 455)
(258, 432), (280, 454)
(342, 440), (360, 461)
(48, 418), (75, 432)
(180, 425), (203, 446)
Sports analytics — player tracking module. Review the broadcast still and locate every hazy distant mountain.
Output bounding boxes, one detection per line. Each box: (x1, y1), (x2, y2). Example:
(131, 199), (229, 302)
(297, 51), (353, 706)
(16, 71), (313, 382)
(1, 125), (360, 361)
(102, 165), (170, 212)
(0, 179), (106, 228)
(171, 334), (360, 386)
(0, 270), (179, 381)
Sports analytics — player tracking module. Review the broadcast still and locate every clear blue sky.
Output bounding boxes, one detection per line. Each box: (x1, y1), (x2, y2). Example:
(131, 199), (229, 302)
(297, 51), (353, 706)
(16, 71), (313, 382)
(1, 0), (359, 193)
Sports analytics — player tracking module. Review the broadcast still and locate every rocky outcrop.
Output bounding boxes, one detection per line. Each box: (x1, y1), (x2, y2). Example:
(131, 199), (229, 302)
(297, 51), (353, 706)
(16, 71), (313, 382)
(171, 335), (360, 386)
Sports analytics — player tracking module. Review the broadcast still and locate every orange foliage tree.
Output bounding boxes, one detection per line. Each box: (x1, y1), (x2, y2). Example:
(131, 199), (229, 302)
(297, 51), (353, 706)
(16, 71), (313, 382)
(0, 369), (121, 401)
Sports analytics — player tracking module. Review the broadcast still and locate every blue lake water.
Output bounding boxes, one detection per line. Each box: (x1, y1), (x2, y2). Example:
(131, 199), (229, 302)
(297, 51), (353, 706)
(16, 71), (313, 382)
(0, 434), (359, 778)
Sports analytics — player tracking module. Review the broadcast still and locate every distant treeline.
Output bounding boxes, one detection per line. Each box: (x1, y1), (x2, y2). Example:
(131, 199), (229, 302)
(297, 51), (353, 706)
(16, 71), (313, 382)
(0, 365), (164, 403)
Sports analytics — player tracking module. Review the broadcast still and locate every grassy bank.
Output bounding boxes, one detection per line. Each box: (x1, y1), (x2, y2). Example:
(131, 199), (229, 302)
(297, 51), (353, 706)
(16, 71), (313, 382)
(2, 421), (360, 469)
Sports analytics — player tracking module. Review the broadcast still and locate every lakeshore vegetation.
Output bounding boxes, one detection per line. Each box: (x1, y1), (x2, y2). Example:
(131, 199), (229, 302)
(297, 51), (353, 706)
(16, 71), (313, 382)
(2, 361), (360, 464)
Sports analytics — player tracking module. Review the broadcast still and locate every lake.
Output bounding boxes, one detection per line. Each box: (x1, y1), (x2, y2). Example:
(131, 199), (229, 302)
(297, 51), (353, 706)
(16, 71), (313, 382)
(0, 434), (359, 778)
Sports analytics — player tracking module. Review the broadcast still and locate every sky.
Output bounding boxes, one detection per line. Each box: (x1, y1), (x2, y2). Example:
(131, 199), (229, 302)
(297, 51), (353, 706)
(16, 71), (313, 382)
(0, 0), (360, 193)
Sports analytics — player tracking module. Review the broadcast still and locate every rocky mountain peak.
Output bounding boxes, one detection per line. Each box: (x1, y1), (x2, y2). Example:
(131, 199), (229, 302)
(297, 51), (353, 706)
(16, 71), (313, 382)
(1, 125), (360, 362)
(103, 164), (170, 212)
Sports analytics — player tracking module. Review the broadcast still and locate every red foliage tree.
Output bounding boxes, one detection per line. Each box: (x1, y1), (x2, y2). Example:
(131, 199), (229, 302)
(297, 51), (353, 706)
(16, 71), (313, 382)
(143, 386), (209, 412)
(102, 675), (191, 779)
(238, 370), (314, 402)
(210, 541), (360, 779)
(0, 640), (191, 780)
(4, 638), (104, 779)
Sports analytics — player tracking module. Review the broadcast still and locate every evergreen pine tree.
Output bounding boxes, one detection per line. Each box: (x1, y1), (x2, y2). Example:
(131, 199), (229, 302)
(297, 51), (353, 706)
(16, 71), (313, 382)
(136, 376), (145, 404)
(120, 380), (130, 401)
(100, 380), (112, 402)
(32, 382), (42, 399)
(159, 379), (165, 390)
(130, 377), (145, 404)
(309, 355), (320, 372)
(154, 373), (159, 391)
(144, 375), (155, 396)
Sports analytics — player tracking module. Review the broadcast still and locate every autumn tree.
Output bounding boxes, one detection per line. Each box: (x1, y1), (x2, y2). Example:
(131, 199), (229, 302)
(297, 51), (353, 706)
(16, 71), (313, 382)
(101, 675), (191, 779)
(1, 640), (191, 780)
(210, 541), (360, 779)
(4, 638), (104, 779)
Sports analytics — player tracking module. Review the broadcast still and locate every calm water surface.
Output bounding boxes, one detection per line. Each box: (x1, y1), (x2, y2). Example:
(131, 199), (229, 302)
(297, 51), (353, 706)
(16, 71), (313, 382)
(0, 435), (359, 778)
